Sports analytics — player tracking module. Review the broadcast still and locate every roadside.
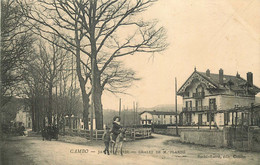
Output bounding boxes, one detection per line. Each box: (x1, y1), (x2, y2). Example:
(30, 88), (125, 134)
(1, 134), (259, 165)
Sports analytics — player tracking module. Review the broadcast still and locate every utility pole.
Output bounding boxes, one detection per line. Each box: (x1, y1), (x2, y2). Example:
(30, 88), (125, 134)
(123, 105), (125, 127)
(119, 98), (121, 118)
(127, 106), (128, 126)
(175, 77), (179, 136)
(136, 102), (138, 125)
(133, 101), (135, 127)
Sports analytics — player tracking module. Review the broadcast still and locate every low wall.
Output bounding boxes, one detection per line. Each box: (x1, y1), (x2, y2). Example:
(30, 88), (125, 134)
(154, 126), (219, 136)
(248, 127), (260, 152)
(178, 126), (260, 151)
(180, 129), (224, 147)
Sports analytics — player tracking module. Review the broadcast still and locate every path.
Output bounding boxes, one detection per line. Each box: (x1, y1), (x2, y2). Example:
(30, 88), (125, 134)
(1, 134), (259, 165)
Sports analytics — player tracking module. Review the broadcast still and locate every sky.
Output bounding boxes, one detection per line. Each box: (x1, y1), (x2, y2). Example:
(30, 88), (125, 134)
(101, 0), (260, 110)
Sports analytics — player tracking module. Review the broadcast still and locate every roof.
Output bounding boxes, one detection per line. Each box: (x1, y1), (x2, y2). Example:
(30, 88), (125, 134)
(177, 69), (260, 95)
(198, 71), (260, 92)
(140, 111), (178, 116)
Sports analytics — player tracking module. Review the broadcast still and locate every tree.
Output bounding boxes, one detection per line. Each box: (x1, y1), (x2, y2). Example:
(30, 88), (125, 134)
(20, 0), (167, 130)
(1, 0), (34, 107)
(21, 37), (71, 130)
(36, 38), (69, 125)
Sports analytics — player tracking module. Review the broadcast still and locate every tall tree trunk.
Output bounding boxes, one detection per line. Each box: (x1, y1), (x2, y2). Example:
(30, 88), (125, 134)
(68, 114), (71, 129)
(94, 89), (103, 130)
(36, 95), (41, 132)
(48, 83), (53, 125)
(57, 114), (60, 130)
(90, 0), (103, 130)
(82, 93), (90, 130)
(31, 95), (36, 132)
(75, 28), (90, 130)
(93, 72), (103, 130)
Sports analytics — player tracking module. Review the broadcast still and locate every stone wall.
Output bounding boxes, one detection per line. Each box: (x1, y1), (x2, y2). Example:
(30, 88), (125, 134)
(248, 127), (260, 152)
(176, 126), (260, 151)
(180, 129), (224, 147)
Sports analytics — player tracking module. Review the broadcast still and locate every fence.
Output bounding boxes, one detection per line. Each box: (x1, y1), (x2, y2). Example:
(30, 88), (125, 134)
(128, 128), (152, 140)
(65, 128), (152, 141)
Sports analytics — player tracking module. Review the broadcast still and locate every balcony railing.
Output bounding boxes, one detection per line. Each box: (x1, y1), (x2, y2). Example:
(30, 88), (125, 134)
(192, 92), (205, 99)
(182, 105), (217, 112)
(196, 106), (209, 111)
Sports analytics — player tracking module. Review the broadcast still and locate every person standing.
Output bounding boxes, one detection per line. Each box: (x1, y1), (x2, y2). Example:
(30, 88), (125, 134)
(111, 116), (122, 143)
(102, 126), (110, 155)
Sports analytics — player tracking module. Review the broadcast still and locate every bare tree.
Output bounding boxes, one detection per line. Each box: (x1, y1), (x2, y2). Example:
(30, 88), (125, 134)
(19, 0), (167, 130)
(37, 38), (69, 124)
(21, 36), (71, 131)
(1, 0), (34, 107)
(101, 60), (139, 94)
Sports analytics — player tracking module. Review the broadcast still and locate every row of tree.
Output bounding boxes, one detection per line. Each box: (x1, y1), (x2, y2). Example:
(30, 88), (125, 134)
(1, 0), (167, 132)
(1, 0), (83, 132)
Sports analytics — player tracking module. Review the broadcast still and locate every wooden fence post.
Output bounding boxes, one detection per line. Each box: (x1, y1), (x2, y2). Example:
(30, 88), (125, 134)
(232, 112), (234, 126)
(95, 130), (98, 141)
(133, 128), (136, 141)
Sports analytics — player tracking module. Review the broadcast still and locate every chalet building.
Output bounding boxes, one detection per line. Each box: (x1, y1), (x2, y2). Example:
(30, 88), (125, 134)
(140, 110), (178, 125)
(177, 68), (260, 127)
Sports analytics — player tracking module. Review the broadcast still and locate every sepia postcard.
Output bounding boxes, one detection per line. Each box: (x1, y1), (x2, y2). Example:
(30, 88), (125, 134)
(1, 0), (260, 165)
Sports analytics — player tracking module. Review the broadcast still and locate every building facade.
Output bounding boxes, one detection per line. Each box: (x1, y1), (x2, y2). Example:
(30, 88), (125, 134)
(177, 68), (260, 127)
(140, 110), (178, 125)
(15, 105), (32, 129)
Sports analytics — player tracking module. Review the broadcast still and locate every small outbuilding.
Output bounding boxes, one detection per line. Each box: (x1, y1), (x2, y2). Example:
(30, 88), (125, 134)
(139, 110), (178, 125)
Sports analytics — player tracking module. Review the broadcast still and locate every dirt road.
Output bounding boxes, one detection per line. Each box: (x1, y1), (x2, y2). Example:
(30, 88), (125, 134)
(1, 134), (259, 165)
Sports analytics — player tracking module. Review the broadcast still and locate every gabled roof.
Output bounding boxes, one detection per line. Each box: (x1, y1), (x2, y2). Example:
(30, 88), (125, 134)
(177, 71), (218, 95)
(140, 110), (178, 116)
(177, 69), (260, 95)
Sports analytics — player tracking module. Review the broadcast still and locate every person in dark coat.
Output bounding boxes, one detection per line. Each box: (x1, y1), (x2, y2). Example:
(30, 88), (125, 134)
(47, 124), (52, 141)
(102, 126), (110, 155)
(52, 125), (59, 140)
(111, 116), (122, 143)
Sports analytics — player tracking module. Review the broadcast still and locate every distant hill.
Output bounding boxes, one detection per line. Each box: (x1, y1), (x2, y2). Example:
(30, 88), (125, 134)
(151, 104), (183, 112)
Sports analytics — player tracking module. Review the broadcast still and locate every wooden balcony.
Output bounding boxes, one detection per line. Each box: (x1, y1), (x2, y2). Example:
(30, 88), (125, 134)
(192, 92), (205, 99)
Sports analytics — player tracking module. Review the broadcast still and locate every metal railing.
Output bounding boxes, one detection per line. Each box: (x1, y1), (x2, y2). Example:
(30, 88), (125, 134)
(183, 105), (217, 111)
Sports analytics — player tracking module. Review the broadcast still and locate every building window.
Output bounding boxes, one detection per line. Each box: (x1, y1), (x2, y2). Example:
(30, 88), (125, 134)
(224, 112), (230, 125)
(164, 115), (166, 118)
(198, 114), (202, 125)
(186, 101), (192, 110)
(207, 113), (214, 122)
(158, 115), (160, 118)
(209, 98), (216, 110)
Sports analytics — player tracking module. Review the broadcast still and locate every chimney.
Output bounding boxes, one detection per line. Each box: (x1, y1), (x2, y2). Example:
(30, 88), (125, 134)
(206, 69), (210, 77)
(219, 68), (223, 84)
(236, 72), (240, 78)
(247, 72), (253, 86)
